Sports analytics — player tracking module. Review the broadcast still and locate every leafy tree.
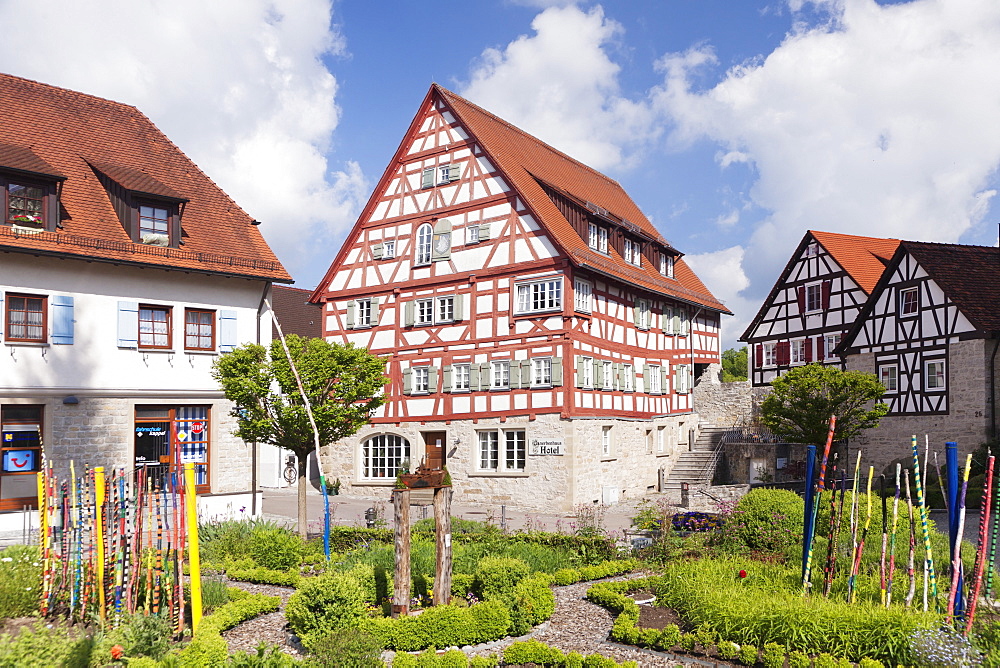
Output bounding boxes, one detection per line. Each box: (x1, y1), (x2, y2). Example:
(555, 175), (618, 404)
(760, 363), (888, 445)
(213, 335), (388, 536)
(722, 346), (748, 382)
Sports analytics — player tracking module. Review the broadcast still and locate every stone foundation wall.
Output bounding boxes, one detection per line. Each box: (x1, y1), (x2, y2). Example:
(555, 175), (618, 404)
(660, 483), (749, 512)
(693, 374), (752, 428)
(846, 340), (994, 474)
(324, 412), (700, 512)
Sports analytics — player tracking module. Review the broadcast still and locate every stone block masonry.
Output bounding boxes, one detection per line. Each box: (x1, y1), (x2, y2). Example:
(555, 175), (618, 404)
(324, 412), (704, 513)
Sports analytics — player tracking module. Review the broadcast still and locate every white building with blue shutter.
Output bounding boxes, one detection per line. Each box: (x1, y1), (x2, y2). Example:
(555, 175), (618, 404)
(0, 74), (292, 527)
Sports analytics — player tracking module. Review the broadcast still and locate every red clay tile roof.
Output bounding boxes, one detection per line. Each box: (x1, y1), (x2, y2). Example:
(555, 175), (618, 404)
(0, 142), (64, 179)
(0, 73), (290, 282)
(434, 86), (728, 314)
(810, 230), (900, 294)
(902, 241), (1000, 333)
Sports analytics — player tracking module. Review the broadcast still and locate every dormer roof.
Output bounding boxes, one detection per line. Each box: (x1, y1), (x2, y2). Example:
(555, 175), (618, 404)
(0, 73), (290, 282)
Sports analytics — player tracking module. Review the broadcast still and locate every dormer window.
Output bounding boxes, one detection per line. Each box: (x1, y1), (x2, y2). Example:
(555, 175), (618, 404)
(660, 253), (674, 278)
(89, 161), (187, 248)
(139, 204), (170, 246)
(588, 223), (608, 253)
(0, 142), (65, 232)
(623, 238), (641, 266)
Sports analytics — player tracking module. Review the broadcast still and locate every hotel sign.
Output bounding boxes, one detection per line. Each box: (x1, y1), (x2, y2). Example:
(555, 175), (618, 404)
(529, 437), (564, 456)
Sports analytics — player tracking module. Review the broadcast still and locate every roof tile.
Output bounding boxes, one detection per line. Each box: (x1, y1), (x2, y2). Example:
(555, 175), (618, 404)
(0, 73), (290, 282)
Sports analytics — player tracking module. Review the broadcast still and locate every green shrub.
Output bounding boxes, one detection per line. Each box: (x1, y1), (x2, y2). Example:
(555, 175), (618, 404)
(693, 626), (716, 649)
(506, 576), (555, 636)
(175, 592), (280, 667)
(503, 639), (569, 665)
(199, 515), (284, 563)
(472, 557), (530, 600)
(654, 556), (936, 664)
(0, 544), (41, 620)
(392, 652), (418, 667)
(726, 488), (804, 552)
(360, 601), (510, 652)
(717, 640), (739, 660)
(226, 564), (300, 587)
(439, 649), (469, 667)
(469, 656), (498, 668)
(0, 622), (92, 668)
(308, 628), (383, 668)
(228, 642), (301, 667)
(553, 567), (579, 585)
(788, 649), (811, 668)
(813, 653), (837, 668)
(656, 625), (681, 651)
(738, 643), (759, 666)
(413, 516), (492, 534)
(451, 573), (474, 598)
(857, 659), (884, 668)
(120, 612), (173, 660)
(201, 575), (231, 612)
(679, 633), (696, 652)
(286, 572), (368, 650)
(761, 642), (785, 668)
(248, 526), (304, 571)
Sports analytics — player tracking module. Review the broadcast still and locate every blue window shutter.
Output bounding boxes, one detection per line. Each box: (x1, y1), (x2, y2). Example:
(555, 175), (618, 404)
(51, 296), (75, 345)
(219, 310), (238, 352)
(117, 301), (138, 348)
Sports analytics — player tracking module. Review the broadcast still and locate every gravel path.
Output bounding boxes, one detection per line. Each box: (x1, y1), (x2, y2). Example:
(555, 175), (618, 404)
(221, 575), (685, 666)
(221, 581), (305, 660)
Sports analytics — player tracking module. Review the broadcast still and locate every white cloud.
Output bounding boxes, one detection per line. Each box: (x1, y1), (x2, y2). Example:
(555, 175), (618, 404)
(460, 4), (659, 172)
(0, 0), (362, 273)
(653, 0), (1000, 291)
(683, 246), (756, 348)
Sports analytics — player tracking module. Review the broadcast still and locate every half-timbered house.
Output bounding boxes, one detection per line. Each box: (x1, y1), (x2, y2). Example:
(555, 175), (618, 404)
(312, 85), (730, 511)
(741, 230), (900, 386)
(0, 74), (291, 529)
(839, 241), (999, 469)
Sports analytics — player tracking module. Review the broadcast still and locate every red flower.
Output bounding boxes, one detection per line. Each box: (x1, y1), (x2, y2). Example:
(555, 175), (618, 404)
(110, 645), (124, 660)
(738, 570), (747, 579)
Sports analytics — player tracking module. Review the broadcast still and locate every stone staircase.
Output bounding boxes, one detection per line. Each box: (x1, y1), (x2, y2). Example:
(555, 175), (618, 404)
(661, 424), (728, 494)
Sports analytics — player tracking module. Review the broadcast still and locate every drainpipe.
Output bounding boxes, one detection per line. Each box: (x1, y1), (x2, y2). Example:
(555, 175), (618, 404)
(689, 307), (703, 407)
(990, 337), (999, 440)
(252, 282), (272, 516)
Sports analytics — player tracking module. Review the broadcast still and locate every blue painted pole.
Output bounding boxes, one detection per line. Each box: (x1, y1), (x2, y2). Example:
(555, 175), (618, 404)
(320, 474), (331, 561)
(802, 445), (818, 585)
(946, 441), (964, 618)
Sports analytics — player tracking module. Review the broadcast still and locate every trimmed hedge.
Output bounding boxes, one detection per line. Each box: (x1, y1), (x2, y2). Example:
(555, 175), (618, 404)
(552, 559), (637, 586)
(174, 589), (281, 667)
(326, 527), (617, 561)
(503, 639), (638, 667)
(226, 564), (300, 587)
(361, 600), (511, 651)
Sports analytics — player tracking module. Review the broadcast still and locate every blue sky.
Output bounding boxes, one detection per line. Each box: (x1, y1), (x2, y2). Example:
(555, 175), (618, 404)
(2, 0), (998, 349)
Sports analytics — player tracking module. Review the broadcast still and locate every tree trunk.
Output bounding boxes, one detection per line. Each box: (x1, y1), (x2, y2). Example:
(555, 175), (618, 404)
(297, 454), (308, 539)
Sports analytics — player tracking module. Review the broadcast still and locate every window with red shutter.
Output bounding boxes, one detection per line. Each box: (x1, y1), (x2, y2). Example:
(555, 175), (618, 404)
(796, 287), (806, 313)
(777, 341), (790, 365)
(821, 281), (832, 310)
(755, 344), (763, 367)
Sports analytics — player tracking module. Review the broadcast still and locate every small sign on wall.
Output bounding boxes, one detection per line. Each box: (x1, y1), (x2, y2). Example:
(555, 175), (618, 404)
(529, 438), (564, 456)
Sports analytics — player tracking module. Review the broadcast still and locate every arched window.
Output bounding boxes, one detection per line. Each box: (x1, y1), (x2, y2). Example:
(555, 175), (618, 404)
(362, 434), (410, 479)
(415, 223), (432, 265)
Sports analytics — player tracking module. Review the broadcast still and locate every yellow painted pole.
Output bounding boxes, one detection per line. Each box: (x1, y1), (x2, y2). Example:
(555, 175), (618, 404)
(184, 463), (203, 633)
(36, 464), (46, 547)
(94, 467), (107, 624)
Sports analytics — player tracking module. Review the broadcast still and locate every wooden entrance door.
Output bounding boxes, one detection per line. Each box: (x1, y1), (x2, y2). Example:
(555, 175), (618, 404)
(423, 431), (446, 470)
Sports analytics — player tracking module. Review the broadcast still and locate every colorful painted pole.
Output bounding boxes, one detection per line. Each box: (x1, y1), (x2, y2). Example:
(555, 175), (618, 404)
(823, 462), (843, 597)
(886, 464), (901, 607)
(912, 435), (938, 611)
(987, 452), (1000, 601)
(184, 462), (203, 633)
(965, 455), (995, 636)
(94, 467), (107, 624)
(803, 417), (837, 593)
(847, 451), (862, 602)
(947, 451), (972, 623)
(849, 466), (874, 604)
(802, 444), (818, 591)
(879, 474), (888, 605)
(904, 467), (917, 608)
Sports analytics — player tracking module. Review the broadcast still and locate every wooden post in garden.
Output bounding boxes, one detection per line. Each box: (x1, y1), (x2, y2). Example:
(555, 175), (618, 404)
(433, 485), (453, 606)
(393, 488), (411, 617)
